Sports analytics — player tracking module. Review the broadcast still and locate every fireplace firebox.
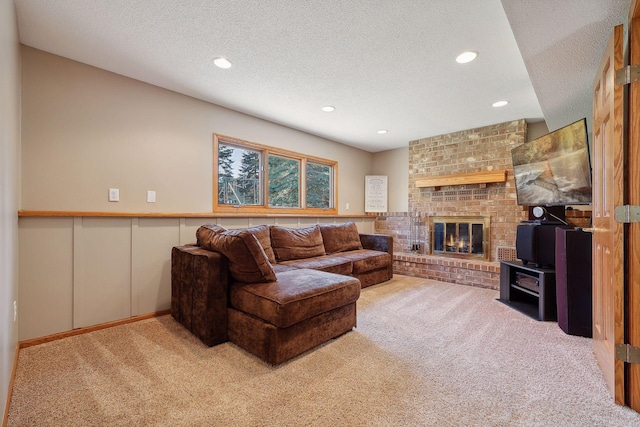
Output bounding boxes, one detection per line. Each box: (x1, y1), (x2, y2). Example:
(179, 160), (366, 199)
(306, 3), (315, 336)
(430, 216), (490, 261)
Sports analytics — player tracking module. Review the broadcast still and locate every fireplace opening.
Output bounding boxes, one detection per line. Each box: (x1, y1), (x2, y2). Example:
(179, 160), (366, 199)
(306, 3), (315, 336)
(430, 216), (490, 260)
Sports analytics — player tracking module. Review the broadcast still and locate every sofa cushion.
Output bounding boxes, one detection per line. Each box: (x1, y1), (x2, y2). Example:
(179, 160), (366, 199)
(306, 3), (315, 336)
(246, 225), (276, 264)
(319, 222), (363, 254)
(199, 229), (277, 283)
(272, 264), (298, 274)
(335, 249), (392, 274)
(229, 269), (360, 328)
(196, 223), (226, 247)
(279, 254), (353, 276)
(270, 225), (325, 261)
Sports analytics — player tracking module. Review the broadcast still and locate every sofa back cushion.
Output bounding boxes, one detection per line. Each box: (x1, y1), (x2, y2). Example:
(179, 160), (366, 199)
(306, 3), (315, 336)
(319, 222), (363, 254)
(197, 226), (276, 283)
(270, 225), (326, 261)
(245, 225), (276, 264)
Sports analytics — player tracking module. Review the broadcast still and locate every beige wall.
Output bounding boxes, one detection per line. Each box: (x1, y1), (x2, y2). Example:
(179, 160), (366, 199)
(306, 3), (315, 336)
(371, 147), (409, 212)
(0, 0), (20, 418)
(21, 47), (374, 214)
(527, 120), (549, 141)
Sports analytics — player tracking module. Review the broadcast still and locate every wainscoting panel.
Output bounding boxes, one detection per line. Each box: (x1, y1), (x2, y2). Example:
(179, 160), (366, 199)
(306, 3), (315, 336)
(352, 218), (375, 234)
(250, 218), (277, 227)
(132, 218), (180, 316)
(272, 218), (300, 228)
(183, 218), (207, 244)
(217, 217), (252, 229)
(17, 215), (376, 340)
(299, 217), (325, 226)
(74, 218), (132, 329)
(18, 217), (74, 340)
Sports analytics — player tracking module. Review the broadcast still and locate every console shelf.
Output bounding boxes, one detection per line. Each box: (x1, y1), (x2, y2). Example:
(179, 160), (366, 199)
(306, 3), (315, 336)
(499, 260), (557, 321)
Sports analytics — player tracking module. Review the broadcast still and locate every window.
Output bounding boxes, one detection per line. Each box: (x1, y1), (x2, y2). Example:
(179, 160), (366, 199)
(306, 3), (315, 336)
(214, 134), (337, 214)
(217, 145), (262, 206)
(306, 162), (332, 209)
(268, 155), (300, 208)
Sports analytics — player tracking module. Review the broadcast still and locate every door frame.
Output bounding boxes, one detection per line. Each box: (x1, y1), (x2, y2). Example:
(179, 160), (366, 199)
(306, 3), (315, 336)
(626, 0), (640, 411)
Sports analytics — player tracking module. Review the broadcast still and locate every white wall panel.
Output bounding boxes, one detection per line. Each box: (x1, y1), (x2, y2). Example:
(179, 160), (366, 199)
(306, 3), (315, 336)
(249, 217), (276, 227)
(299, 217), (321, 226)
(132, 218), (180, 315)
(18, 215), (375, 339)
(316, 217), (336, 224)
(182, 218), (207, 245)
(74, 218), (131, 328)
(273, 218), (300, 228)
(218, 217), (252, 229)
(18, 217), (74, 340)
(350, 218), (375, 234)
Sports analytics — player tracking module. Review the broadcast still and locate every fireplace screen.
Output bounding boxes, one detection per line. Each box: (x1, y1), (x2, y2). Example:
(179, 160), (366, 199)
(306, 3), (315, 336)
(430, 216), (490, 260)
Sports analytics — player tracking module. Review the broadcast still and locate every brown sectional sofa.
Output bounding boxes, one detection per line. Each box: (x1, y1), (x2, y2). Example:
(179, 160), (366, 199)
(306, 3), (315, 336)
(171, 222), (393, 364)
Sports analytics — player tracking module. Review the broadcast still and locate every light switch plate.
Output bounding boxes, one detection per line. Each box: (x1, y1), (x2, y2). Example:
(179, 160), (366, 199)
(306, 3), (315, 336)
(147, 190), (156, 203)
(109, 188), (119, 202)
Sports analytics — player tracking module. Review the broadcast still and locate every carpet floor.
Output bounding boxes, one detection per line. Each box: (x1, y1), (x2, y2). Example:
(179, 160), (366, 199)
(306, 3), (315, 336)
(7, 275), (640, 426)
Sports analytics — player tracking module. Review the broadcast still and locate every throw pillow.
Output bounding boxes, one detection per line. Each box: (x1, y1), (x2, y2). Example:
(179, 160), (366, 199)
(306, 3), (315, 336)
(319, 222), (363, 254)
(200, 228), (277, 283)
(270, 224), (326, 261)
(246, 225), (276, 264)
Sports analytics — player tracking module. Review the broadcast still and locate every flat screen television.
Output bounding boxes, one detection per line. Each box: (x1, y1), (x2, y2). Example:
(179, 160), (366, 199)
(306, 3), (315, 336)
(511, 118), (592, 206)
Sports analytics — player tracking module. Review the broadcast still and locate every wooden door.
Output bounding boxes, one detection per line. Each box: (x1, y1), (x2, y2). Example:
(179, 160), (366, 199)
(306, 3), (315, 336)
(592, 24), (625, 404)
(627, 1), (640, 412)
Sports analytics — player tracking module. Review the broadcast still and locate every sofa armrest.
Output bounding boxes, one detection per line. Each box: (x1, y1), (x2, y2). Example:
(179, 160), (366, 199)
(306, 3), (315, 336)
(359, 233), (393, 257)
(171, 245), (229, 346)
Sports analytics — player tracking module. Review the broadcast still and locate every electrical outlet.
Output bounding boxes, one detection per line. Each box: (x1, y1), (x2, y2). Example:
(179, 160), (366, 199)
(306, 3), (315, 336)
(109, 188), (120, 202)
(147, 190), (156, 203)
(13, 301), (17, 322)
(345, 202), (350, 210)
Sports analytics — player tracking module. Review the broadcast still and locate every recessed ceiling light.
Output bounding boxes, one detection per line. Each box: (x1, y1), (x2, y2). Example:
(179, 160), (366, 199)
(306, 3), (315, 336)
(321, 105), (335, 112)
(377, 129), (388, 135)
(456, 51), (478, 64)
(213, 57), (232, 69)
(492, 100), (509, 107)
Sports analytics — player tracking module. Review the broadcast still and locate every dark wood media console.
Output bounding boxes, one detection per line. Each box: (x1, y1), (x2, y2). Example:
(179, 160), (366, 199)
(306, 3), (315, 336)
(499, 260), (556, 321)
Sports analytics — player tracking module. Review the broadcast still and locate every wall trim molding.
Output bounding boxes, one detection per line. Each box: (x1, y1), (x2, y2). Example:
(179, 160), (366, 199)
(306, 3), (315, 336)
(1, 344), (19, 427)
(18, 210), (374, 218)
(18, 310), (171, 349)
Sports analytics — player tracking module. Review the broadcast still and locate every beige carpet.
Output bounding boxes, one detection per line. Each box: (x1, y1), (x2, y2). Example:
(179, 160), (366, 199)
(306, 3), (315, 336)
(8, 275), (640, 426)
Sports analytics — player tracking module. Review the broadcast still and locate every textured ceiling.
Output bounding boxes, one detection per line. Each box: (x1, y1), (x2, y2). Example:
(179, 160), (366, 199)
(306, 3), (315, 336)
(501, 0), (631, 134)
(14, 0), (631, 152)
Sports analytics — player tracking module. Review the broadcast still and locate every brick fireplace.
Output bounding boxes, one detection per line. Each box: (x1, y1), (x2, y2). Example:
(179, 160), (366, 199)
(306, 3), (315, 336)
(375, 120), (530, 289)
